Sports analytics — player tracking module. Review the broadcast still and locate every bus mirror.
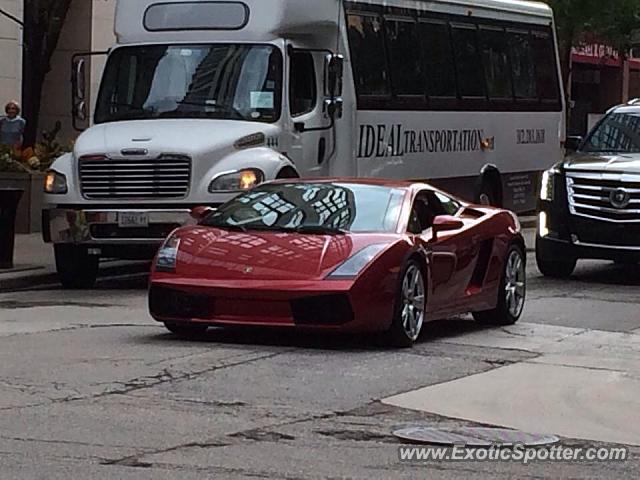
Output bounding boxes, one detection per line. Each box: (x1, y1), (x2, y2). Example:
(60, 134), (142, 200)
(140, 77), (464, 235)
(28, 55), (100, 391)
(72, 58), (87, 102)
(324, 97), (344, 120)
(71, 50), (108, 131)
(325, 54), (344, 98)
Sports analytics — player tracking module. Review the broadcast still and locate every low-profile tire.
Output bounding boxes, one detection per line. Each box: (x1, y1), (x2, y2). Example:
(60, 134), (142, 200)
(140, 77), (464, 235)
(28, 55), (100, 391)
(535, 240), (576, 278)
(386, 259), (427, 348)
(473, 244), (526, 326)
(54, 244), (99, 289)
(164, 322), (208, 337)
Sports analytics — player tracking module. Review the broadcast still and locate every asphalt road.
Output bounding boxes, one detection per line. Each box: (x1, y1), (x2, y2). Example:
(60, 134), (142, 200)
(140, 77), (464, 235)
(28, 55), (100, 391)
(0, 256), (639, 479)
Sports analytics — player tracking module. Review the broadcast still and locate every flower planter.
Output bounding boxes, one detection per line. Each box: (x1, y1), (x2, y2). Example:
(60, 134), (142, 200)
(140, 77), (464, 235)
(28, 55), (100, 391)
(0, 172), (45, 234)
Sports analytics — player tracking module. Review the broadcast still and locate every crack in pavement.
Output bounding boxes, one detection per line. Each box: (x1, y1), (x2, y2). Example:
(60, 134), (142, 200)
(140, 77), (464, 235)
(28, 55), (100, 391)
(0, 350), (287, 413)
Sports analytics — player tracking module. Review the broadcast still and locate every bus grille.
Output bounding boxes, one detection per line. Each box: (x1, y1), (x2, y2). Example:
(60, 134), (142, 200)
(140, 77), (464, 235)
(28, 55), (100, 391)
(567, 171), (640, 223)
(79, 155), (191, 199)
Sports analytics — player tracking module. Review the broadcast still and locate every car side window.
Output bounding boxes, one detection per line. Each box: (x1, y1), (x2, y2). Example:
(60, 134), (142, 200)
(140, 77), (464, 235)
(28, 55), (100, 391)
(290, 52), (317, 117)
(408, 192), (443, 234)
(434, 192), (462, 216)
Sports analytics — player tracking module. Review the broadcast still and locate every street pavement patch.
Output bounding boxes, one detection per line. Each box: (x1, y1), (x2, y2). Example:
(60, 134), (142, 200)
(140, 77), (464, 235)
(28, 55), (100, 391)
(384, 323), (640, 446)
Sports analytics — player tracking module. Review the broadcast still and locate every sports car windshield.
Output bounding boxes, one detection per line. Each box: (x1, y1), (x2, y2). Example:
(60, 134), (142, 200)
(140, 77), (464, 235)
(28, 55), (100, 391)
(582, 112), (640, 153)
(95, 44), (282, 124)
(202, 183), (406, 233)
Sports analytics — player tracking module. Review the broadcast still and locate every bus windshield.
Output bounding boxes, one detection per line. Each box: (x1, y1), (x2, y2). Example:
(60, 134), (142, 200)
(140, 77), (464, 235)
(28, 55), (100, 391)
(95, 44), (282, 124)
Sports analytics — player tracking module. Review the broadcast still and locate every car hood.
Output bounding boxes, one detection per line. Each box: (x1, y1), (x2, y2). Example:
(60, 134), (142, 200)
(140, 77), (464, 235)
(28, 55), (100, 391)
(73, 119), (279, 159)
(564, 152), (640, 173)
(171, 226), (396, 281)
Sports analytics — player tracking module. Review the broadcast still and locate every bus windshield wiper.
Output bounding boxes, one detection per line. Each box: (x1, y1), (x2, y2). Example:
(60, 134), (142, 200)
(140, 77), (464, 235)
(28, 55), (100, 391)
(175, 100), (244, 119)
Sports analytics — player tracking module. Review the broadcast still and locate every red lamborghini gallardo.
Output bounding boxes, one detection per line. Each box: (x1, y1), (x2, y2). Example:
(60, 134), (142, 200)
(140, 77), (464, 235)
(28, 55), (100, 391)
(148, 179), (526, 347)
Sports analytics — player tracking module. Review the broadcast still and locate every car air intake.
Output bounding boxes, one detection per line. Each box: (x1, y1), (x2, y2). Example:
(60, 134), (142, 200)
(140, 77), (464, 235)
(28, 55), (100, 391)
(79, 155), (191, 199)
(290, 294), (354, 325)
(149, 285), (213, 320)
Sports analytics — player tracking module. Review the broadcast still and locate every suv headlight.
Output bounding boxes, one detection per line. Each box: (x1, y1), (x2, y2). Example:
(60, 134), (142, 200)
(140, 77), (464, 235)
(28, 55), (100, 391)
(44, 170), (68, 194)
(208, 169), (264, 192)
(540, 168), (559, 201)
(155, 234), (181, 273)
(327, 244), (388, 279)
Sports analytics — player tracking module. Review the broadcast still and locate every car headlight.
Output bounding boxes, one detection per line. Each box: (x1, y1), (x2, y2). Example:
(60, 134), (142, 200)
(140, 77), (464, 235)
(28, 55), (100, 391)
(327, 244), (388, 279)
(540, 168), (559, 201)
(44, 170), (68, 194)
(155, 234), (181, 273)
(208, 169), (264, 192)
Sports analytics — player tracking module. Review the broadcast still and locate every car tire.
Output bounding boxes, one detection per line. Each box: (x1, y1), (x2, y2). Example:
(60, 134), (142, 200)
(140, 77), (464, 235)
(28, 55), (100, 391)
(535, 241), (576, 278)
(54, 244), (99, 289)
(386, 259), (427, 348)
(164, 322), (208, 337)
(473, 244), (526, 326)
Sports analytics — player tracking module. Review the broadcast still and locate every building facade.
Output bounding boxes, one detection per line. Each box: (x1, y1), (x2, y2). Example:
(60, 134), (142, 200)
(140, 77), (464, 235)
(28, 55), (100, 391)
(0, 0), (22, 108)
(569, 43), (640, 135)
(0, 0), (115, 143)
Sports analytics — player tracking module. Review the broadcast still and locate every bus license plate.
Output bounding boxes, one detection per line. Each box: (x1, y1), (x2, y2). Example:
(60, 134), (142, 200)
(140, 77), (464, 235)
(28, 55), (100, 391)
(118, 212), (149, 228)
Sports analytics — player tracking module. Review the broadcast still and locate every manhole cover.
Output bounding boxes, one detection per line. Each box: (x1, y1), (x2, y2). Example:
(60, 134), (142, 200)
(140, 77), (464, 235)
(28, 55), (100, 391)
(393, 427), (559, 447)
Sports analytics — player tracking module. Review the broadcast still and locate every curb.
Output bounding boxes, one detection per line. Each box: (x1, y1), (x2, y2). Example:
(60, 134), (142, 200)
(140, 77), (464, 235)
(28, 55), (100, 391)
(0, 262), (151, 293)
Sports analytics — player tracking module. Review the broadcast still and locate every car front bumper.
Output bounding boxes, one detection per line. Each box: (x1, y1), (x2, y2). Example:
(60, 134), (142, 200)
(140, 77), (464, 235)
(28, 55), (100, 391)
(538, 197), (640, 261)
(42, 208), (196, 245)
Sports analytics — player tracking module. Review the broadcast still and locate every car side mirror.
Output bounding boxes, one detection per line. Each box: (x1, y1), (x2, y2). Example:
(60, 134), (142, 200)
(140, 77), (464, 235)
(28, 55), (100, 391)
(565, 136), (583, 153)
(190, 206), (215, 221)
(432, 215), (464, 241)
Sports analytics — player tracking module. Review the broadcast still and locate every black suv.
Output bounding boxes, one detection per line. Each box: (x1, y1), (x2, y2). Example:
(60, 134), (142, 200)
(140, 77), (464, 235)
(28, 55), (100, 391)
(536, 103), (640, 277)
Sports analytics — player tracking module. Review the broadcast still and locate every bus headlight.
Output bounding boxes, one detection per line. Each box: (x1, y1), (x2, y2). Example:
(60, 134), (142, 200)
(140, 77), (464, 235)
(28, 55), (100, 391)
(540, 168), (557, 201)
(44, 170), (68, 194)
(209, 169), (264, 192)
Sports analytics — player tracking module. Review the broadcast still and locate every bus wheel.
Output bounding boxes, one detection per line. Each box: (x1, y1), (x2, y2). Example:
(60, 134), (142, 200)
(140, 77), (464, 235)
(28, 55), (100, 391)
(475, 170), (503, 207)
(54, 244), (99, 289)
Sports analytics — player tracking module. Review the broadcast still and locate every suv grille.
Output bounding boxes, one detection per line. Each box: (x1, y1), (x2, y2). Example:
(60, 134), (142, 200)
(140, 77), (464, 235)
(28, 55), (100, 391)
(566, 171), (640, 223)
(79, 155), (191, 199)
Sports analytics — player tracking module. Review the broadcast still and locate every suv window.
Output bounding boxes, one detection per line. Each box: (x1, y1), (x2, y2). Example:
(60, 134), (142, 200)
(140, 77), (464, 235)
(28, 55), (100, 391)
(583, 111), (640, 153)
(290, 52), (317, 117)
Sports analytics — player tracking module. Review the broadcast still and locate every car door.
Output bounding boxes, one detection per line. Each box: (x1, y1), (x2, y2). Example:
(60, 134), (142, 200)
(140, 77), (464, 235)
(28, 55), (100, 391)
(412, 190), (480, 316)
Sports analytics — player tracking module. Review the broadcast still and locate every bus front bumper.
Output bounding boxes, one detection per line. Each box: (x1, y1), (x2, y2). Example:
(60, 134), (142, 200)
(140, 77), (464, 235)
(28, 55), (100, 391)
(42, 208), (196, 245)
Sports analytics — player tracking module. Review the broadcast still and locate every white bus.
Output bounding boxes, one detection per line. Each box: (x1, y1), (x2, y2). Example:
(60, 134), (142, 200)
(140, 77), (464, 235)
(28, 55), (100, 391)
(43, 0), (564, 287)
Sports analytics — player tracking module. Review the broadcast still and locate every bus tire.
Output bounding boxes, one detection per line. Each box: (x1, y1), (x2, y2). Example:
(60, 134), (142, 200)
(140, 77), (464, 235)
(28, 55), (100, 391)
(54, 244), (99, 289)
(475, 169), (503, 207)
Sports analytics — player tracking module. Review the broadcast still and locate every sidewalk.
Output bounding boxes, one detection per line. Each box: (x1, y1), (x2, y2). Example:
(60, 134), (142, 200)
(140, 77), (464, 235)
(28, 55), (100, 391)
(0, 234), (150, 291)
(0, 226), (538, 292)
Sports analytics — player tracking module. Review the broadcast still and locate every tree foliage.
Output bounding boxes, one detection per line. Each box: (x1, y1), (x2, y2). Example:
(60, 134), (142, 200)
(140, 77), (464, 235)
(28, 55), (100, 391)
(22, 0), (72, 147)
(545, 0), (640, 96)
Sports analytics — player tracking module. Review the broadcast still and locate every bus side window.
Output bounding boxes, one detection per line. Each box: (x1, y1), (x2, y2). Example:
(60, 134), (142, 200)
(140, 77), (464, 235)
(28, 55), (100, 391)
(507, 30), (537, 100)
(347, 13), (389, 96)
(451, 24), (485, 98)
(385, 18), (424, 96)
(479, 27), (513, 100)
(419, 20), (457, 98)
(290, 52), (317, 117)
(532, 30), (560, 102)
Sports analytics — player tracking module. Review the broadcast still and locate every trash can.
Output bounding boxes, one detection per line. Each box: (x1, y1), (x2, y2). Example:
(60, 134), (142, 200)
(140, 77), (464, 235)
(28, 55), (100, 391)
(0, 188), (24, 269)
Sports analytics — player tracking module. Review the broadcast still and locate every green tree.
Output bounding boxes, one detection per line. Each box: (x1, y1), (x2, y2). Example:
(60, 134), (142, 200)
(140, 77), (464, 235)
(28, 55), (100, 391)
(21, 0), (73, 147)
(546, 0), (640, 99)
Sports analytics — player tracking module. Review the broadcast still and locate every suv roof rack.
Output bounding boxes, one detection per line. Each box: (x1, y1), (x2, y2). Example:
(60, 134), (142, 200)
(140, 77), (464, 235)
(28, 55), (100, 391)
(627, 98), (640, 105)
